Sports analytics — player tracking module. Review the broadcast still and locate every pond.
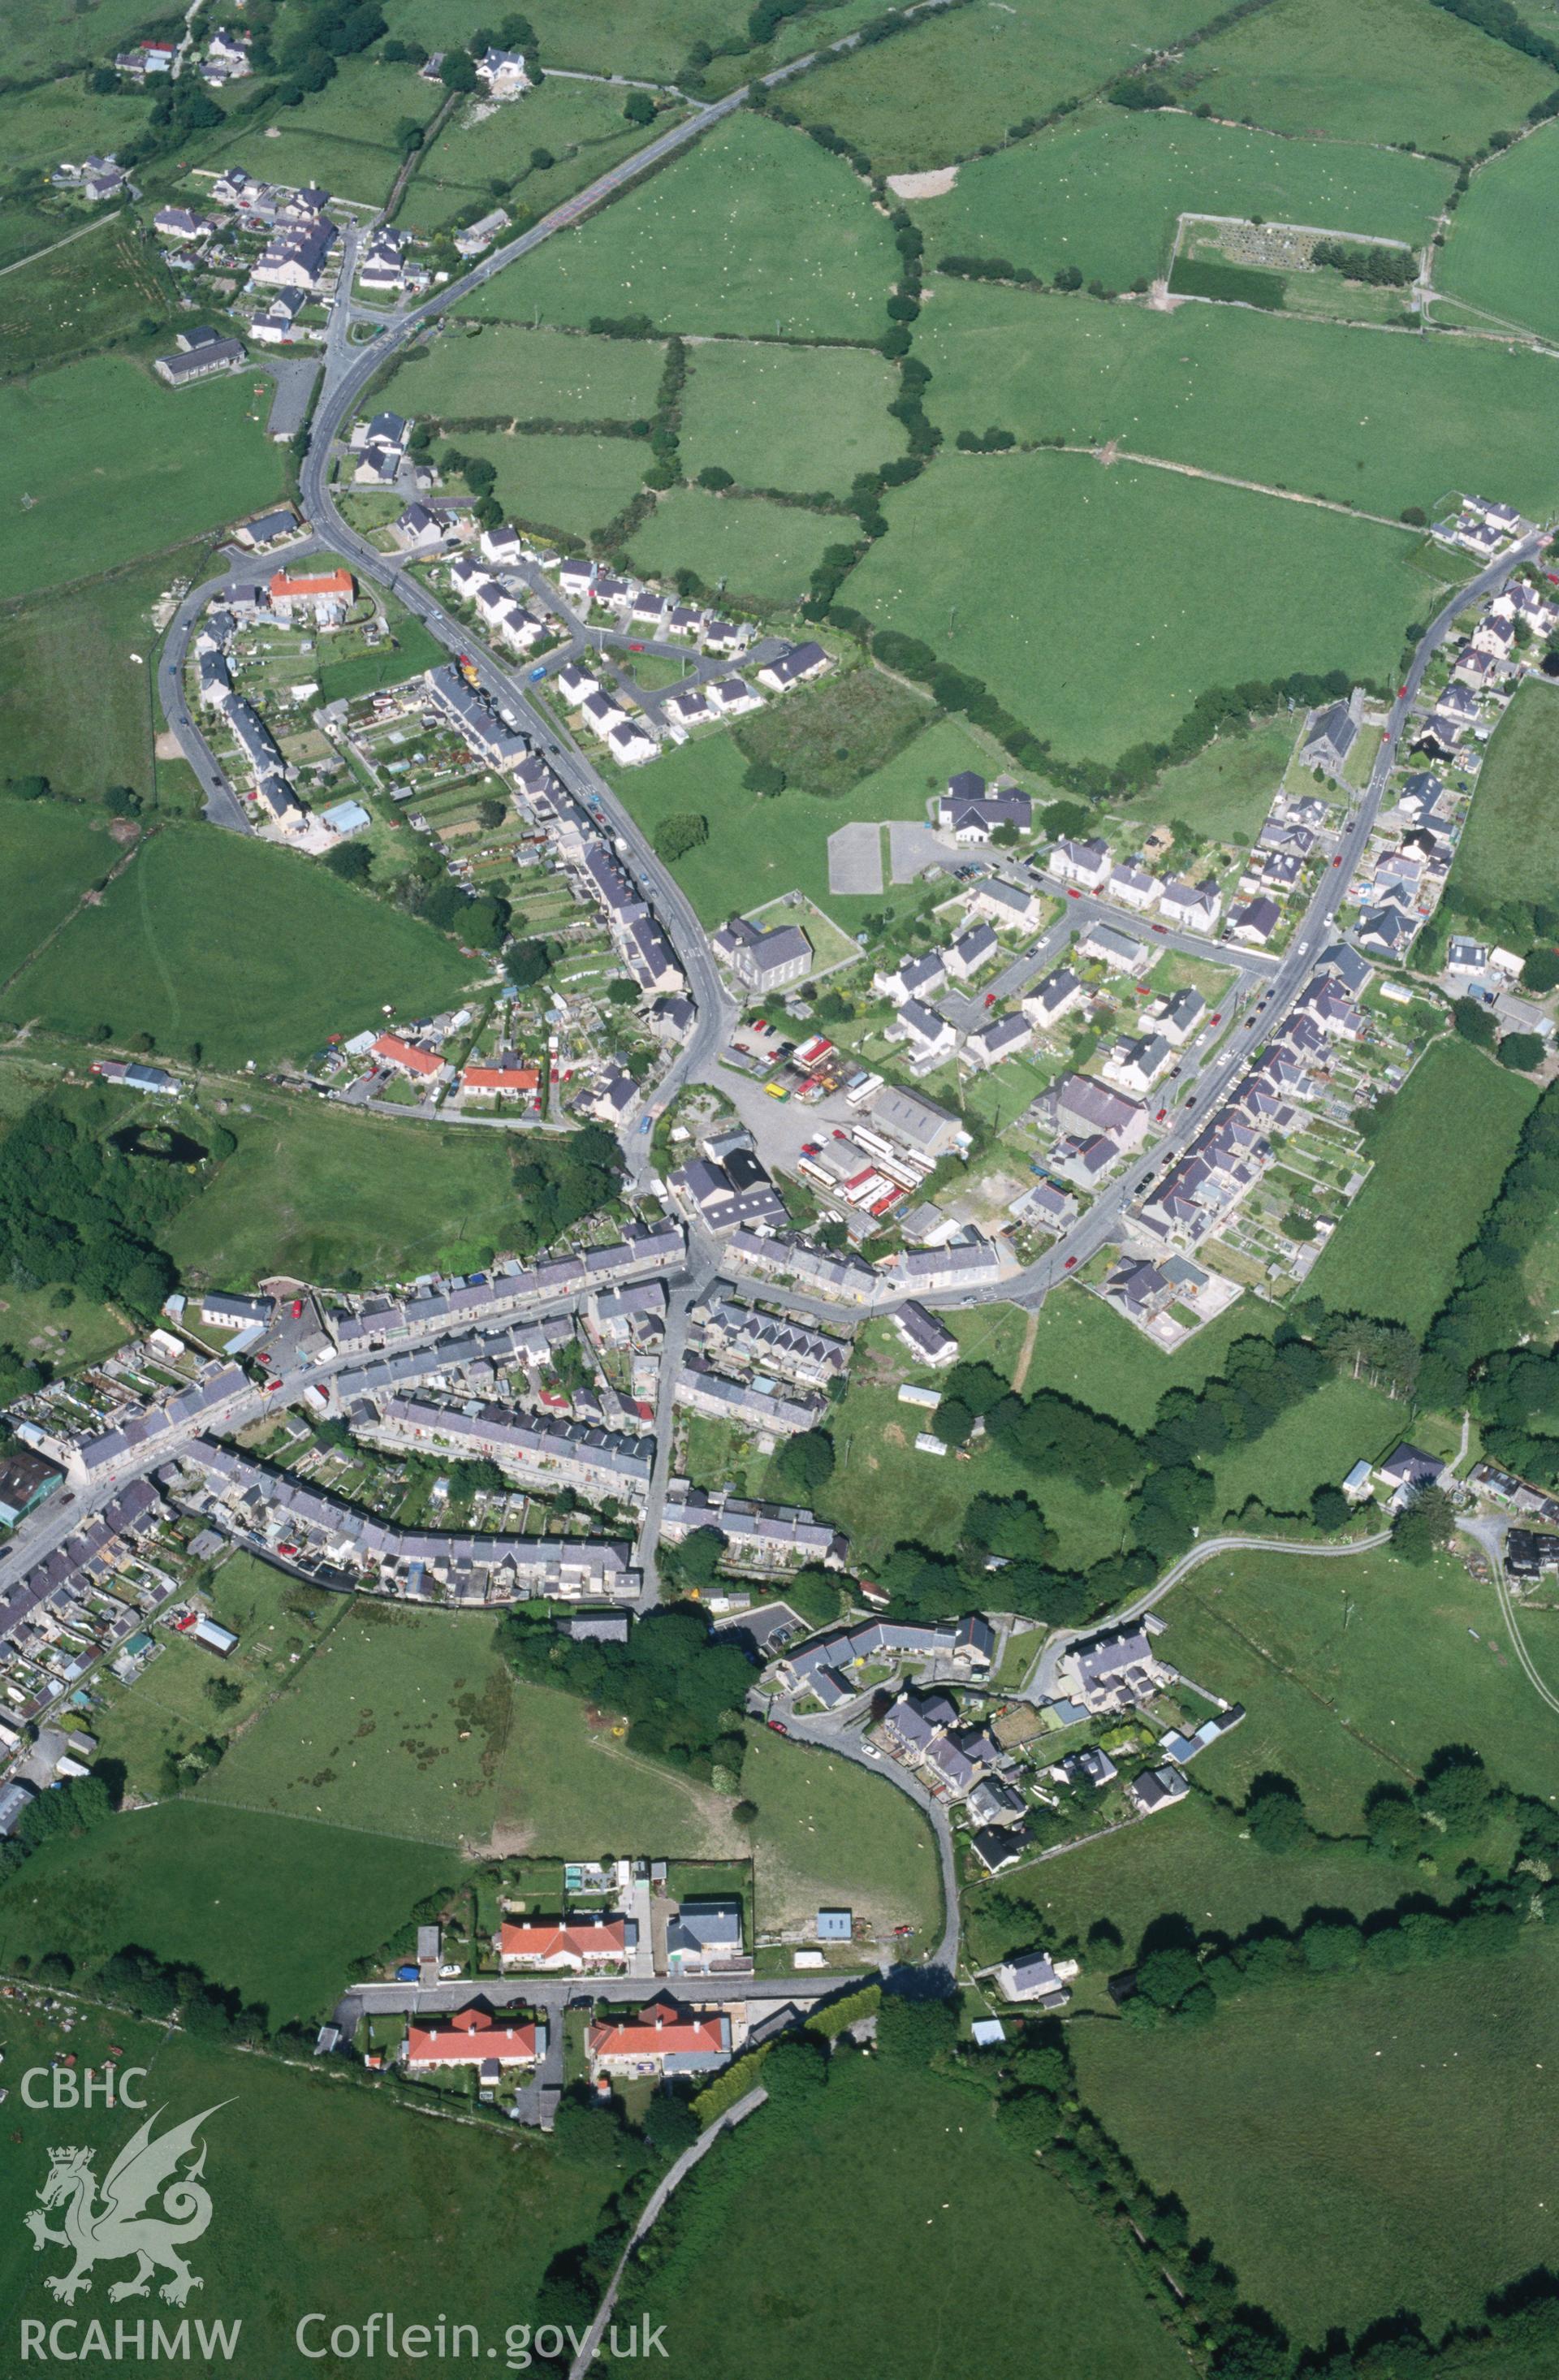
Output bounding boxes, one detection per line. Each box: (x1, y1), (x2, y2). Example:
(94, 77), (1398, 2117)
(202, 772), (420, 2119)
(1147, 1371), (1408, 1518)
(109, 1124), (209, 1165)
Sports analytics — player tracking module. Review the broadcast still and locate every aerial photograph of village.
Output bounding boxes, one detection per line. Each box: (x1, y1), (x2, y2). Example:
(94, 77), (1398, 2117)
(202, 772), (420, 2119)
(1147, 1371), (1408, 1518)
(1, 0), (1558, 2369)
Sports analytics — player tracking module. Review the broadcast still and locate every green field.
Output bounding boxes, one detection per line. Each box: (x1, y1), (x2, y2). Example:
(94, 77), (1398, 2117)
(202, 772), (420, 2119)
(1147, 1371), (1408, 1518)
(909, 102), (1455, 289)
(0, 75), (158, 182)
(1153, 1538), (1559, 1822)
(974, 1787), (1415, 1963)
(0, 1999), (620, 2380)
(399, 76), (661, 230)
(628, 485), (842, 604)
(0, 356), (287, 601)
(198, 53), (442, 204)
(464, 109), (900, 339)
(1119, 715), (1296, 843)
(0, 216), (174, 379)
(608, 712), (995, 924)
(387, 321), (665, 422)
(387, 0), (733, 78)
(0, 1801), (452, 2026)
(164, 1095), (528, 1285)
(0, 538), (218, 806)
(917, 278), (1559, 521)
(783, 0), (1219, 174)
(739, 1727), (940, 1941)
(615, 2052), (1192, 2380)
(1437, 123), (1559, 340)
(0, 797), (118, 981)
(678, 338), (905, 493)
(1439, 678), (1559, 933)
(1, 823), (478, 1065)
(449, 425), (648, 539)
(1073, 1924), (1559, 2336)
(0, 0), (175, 77)
(1308, 1035), (1536, 1329)
(845, 450), (1442, 765)
(821, 1309), (1406, 1570)
(201, 1596), (745, 1855)
(1168, 0), (1553, 155)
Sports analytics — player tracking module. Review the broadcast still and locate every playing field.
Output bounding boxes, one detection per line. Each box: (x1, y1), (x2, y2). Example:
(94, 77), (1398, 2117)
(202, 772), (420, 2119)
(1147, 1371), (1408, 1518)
(845, 450), (1439, 764)
(627, 485), (839, 604)
(614, 2054), (1192, 2380)
(386, 322), (664, 423)
(0, 215), (175, 378)
(1152, 1537), (1559, 1821)
(463, 109), (900, 339)
(607, 712), (994, 924)
(678, 339), (905, 494)
(1072, 1923), (1559, 2337)
(911, 103), (1456, 290)
(1307, 1035), (1537, 1330)
(164, 1096), (525, 1285)
(1436, 123), (1559, 341)
(784, 0), (1218, 175)
(0, 2000), (622, 2380)
(0, 797), (118, 981)
(397, 76), (660, 231)
(0, 823), (478, 1065)
(1439, 678), (1559, 933)
(1167, 0), (1553, 156)
(448, 425), (648, 538)
(0, 356), (287, 600)
(917, 279), (1559, 522)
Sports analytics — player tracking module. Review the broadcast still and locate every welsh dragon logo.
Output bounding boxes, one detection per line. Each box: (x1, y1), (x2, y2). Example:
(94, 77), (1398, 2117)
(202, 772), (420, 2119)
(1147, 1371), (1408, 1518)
(24, 2103), (228, 2306)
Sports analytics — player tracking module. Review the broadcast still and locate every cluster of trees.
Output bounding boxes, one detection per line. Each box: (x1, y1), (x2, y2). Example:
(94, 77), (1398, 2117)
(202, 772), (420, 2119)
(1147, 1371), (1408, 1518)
(0, 1772), (119, 1875)
(653, 811), (708, 861)
(1108, 75), (1176, 108)
(494, 1601), (755, 1783)
(510, 1124), (622, 1256)
(1451, 994), (1544, 1073)
(1311, 239), (1416, 287)
(1425, 0), (1559, 72)
(938, 252), (1041, 285)
(1125, 1874), (1531, 2031)
(413, 873), (510, 949)
(641, 335), (686, 491)
(954, 425), (1017, 451)
(1423, 1079), (1559, 1425)
(0, 1099), (203, 1321)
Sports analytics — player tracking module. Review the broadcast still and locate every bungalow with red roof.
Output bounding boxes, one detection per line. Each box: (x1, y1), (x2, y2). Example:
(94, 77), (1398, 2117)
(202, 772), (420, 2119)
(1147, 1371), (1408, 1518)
(269, 566), (354, 624)
(372, 1032), (448, 1082)
(460, 1063), (540, 1104)
(588, 1998), (731, 2076)
(498, 1912), (633, 1972)
(403, 2004), (541, 2071)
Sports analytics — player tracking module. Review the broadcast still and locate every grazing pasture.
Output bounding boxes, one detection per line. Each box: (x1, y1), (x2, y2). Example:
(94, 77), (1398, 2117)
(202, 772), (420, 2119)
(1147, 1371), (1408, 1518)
(1436, 122), (1559, 340)
(0, 356), (287, 600)
(845, 449), (1439, 762)
(908, 100), (1454, 287)
(463, 110), (900, 339)
(1, 823), (477, 1064)
(678, 339), (905, 493)
(918, 278), (1559, 521)
(1165, 0), (1553, 156)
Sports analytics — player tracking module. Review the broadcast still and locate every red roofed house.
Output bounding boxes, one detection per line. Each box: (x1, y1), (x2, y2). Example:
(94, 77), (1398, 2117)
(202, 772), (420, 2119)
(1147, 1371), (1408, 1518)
(269, 567), (354, 624)
(403, 2004), (542, 2071)
(588, 1998), (731, 2076)
(461, 1064), (540, 1104)
(372, 1032), (447, 1082)
(499, 1911), (633, 1972)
